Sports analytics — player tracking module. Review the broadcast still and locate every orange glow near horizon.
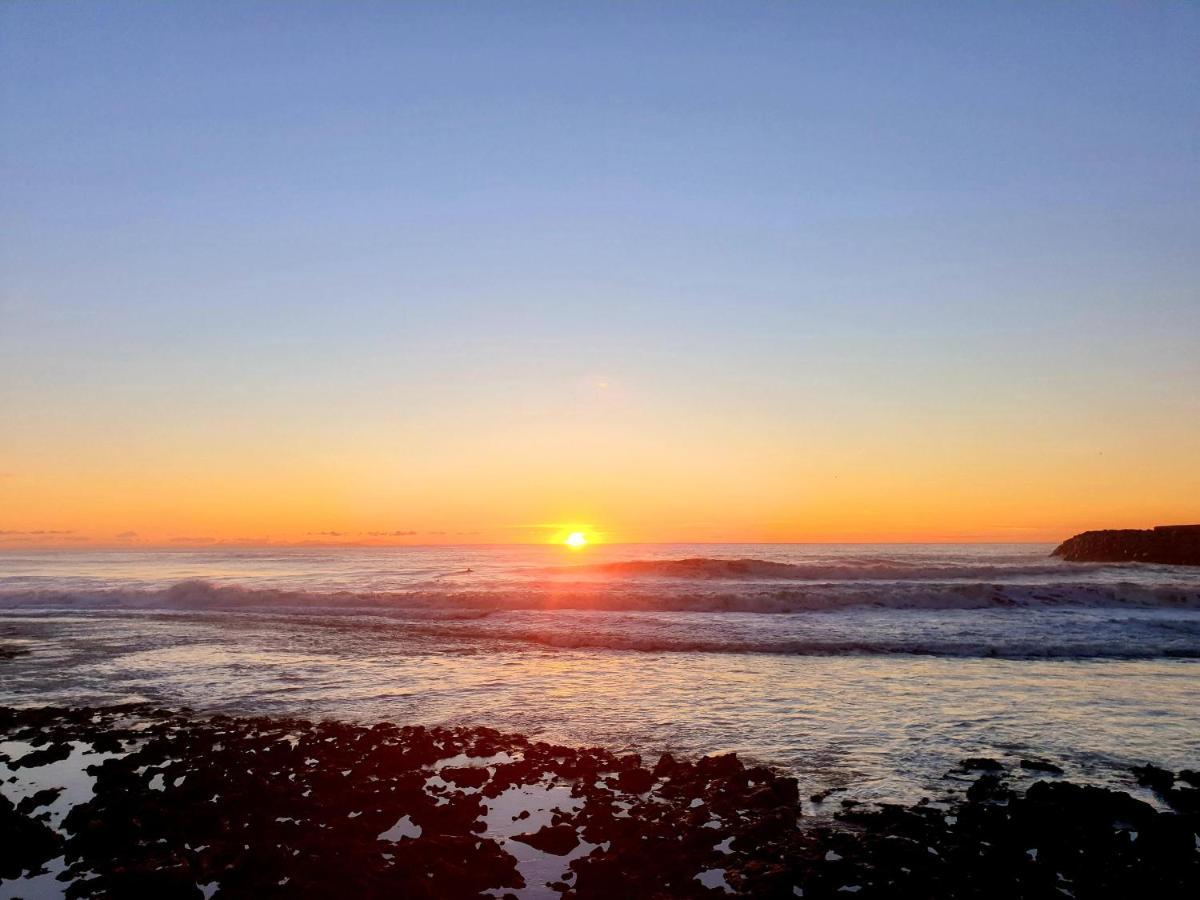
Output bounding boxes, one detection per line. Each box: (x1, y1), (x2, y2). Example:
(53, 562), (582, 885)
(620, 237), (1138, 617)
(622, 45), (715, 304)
(1, 398), (1198, 549)
(564, 532), (588, 548)
(3, 4), (1199, 554)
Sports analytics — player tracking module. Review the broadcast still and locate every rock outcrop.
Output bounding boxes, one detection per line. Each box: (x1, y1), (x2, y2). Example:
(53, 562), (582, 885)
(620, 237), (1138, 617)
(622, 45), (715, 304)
(1052, 525), (1200, 566)
(4, 705), (1200, 899)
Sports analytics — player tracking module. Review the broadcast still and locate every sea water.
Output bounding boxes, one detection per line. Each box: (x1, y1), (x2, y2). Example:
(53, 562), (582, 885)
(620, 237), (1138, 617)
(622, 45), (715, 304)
(2, 544), (1197, 804)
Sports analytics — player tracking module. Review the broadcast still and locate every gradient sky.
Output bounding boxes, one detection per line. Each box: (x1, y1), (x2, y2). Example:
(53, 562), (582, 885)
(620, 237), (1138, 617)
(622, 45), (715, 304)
(2, 1), (1198, 546)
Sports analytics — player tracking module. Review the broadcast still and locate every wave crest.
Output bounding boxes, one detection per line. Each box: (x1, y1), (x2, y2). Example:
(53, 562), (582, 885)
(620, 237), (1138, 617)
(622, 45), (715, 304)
(0, 577), (1197, 613)
(551, 556), (1118, 581)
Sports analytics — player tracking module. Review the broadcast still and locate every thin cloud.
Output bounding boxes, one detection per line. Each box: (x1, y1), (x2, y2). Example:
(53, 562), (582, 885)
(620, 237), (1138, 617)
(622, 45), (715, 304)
(0, 529), (75, 535)
(309, 530), (424, 538)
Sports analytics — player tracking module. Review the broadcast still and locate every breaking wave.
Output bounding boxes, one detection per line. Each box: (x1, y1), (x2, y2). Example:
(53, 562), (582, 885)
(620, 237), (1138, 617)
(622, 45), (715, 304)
(549, 556), (1121, 581)
(0, 576), (1197, 613)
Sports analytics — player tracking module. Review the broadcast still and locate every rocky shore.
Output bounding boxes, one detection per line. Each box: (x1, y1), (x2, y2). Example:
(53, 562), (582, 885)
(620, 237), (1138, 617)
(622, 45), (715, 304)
(1052, 525), (1200, 565)
(2, 705), (1198, 898)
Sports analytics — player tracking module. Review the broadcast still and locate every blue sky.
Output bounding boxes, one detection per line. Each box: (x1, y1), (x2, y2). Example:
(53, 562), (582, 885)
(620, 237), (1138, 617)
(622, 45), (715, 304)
(2, 2), (1198, 542)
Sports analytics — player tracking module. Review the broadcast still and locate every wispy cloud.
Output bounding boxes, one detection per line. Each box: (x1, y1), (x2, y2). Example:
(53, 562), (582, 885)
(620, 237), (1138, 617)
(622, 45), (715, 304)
(308, 530), (426, 538)
(0, 529), (75, 535)
(0, 529), (87, 544)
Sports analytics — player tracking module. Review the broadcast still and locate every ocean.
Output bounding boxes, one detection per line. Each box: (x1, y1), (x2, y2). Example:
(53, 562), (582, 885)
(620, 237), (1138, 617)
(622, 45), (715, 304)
(2, 543), (1198, 806)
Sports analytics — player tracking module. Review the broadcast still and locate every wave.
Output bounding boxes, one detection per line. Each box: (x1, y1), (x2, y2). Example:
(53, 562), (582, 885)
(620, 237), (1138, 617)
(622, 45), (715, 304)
(547, 556), (1123, 581)
(439, 628), (1200, 660)
(0, 577), (1198, 613)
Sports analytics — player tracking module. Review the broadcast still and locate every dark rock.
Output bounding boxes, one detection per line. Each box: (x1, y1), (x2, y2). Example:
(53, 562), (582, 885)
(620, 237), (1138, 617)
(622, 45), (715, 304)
(11, 741), (72, 768)
(960, 757), (1004, 771)
(696, 753), (743, 778)
(1020, 758), (1064, 775)
(1164, 786), (1200, 815)
(615, 766), (654, 794)
(1051, 524), (1200, 566)
(1132, 764), (1175, 793)
(439, 765), (489, 789)
(810, 786), (846, 803)
(3, 704), (1197, 899)
(0, 794), (63, 879)
(652, 752), (678, 778)
(90, 734), (124, 754)
(745, 776), (800, 810)
(966, 773), (1010, 803)
(1023, 780), (1156, 826)
(512, 823), (580, 855)
(16, 787), (63, 815)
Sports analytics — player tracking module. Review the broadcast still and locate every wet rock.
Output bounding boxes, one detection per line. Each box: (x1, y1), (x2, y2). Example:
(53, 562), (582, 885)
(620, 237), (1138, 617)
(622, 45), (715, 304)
(75, 863), (204, 900)
(616, 752), (642, 771)
(90, 734), (124, 754)
(1023, 780), (1156, 827)
(616, 766), (655, 794)
(966, 773), (1010, 803)
(810, 786), (846, 803)
(512, 823), (580, 855)
(697, 752), (743, 779)
(744, 776), (800, 812)
(1132, 763), (1175, 793)
(16, 787), (63, 815)
(0, 794), (63, 879)
(2, 705), (1196, 899)
(653, 752), (679, 778)
(1019, 758), (1064, 775)
(12, 740), (73, 768)
(439, 765), (489, 789)
(1164, 786), (1200, 815)
(959, 757), (1004, 771)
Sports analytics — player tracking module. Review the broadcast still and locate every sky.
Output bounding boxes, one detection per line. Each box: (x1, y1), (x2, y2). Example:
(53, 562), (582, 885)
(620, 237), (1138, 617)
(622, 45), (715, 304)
(2, 1), (1198, 546)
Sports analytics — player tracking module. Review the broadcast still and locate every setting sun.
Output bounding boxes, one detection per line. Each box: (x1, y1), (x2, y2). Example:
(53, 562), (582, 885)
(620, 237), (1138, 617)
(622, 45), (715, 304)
(2, 5), (1197, 895)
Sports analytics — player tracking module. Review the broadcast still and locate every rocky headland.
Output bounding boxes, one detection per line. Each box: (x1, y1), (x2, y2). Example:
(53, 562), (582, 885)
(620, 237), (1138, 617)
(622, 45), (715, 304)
(1052, 525), (1200, 566)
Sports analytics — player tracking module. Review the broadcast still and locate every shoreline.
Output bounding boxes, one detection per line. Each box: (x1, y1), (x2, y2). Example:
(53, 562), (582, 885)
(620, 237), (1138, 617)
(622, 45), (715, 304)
(2, 705), (1197, 898)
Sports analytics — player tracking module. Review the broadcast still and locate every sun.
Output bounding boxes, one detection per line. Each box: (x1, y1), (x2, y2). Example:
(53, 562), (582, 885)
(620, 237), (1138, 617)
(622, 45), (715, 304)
(564, 531), (588, 549)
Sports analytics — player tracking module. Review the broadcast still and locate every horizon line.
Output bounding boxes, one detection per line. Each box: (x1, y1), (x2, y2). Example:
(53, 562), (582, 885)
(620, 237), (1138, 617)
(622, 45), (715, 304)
(0, 538), (1072, 551)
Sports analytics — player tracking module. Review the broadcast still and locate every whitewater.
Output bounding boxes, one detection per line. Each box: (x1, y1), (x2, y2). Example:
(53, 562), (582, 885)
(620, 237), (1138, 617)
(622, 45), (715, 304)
(2, 544), (1198, 804)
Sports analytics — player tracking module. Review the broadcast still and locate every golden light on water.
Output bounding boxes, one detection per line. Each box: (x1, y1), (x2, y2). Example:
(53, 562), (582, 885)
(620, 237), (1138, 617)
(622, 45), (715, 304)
(564, 532), (588, 548)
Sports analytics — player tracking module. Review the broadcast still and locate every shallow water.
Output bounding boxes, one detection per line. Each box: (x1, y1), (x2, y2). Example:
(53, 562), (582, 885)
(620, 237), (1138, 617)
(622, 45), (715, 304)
(1, 545), (1198, 806)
